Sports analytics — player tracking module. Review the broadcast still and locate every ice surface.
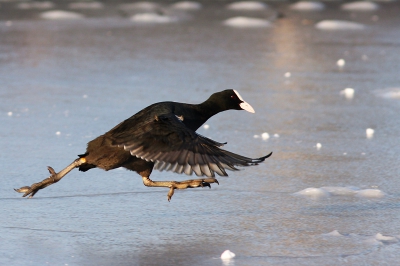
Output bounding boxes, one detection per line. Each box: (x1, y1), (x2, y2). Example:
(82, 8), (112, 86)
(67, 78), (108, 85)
(223, 16), (271, 28)
(2, 2), (400, 265)
(340, 88), (355, 99)
(171, 1), (202, 10)
(17, 1), (54, 9)
(40, 10), (84, 19)
(315, 20), (365, 30)
(227, 1), (267, 10)
(69, 2), (104, 9)
(290, 1), (325, 11)
(341, 1), (380, 11)
(130, 13), (178, 23)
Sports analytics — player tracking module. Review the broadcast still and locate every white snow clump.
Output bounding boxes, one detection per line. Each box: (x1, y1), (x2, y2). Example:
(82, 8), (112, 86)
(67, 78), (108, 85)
(337, 59), (345, 67)
(223, 17), (271, 28)
(227, 1), (267, 10)
(374, 88), (400, 99)
(130, 13), (177, 23)
(340, 88), (355, 99)
(366, 128), (374, 139)
(171, 1), (202, 10)
(341, 1), (379, 11)
(40, 10), (84, 20)
(295, 187), (386, 199)
(315, 20), (365, 30)
(221, 250), (236, 259)
(290, 1), (325, 11)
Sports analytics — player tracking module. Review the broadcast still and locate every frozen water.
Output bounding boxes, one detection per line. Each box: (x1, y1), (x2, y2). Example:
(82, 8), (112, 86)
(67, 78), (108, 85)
(227, 1), (267, 10)
(290, 1), (325, 11)
(130, 13), (178, 23)
(171, 1), (202, 10)
(223, 17), (271, 28)
(341, 1), (380, 11)
(2, 1), (400, 265)
(315, 20), (365, 30)
(40, 10), (84, 20)
(69, 2), (105, 9)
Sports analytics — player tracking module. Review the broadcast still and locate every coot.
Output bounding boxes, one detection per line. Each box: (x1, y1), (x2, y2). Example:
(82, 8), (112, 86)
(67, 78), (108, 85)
(16, 90), (272, 201)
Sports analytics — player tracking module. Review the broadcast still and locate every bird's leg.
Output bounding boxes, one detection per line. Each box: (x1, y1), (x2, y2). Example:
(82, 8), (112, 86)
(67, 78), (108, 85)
(14, 157), (86, 198)
(142, 176), (219, 201)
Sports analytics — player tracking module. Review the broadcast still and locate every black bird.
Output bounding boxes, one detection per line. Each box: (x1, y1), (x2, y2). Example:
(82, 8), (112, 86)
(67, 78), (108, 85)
(15, 90), (272, 201)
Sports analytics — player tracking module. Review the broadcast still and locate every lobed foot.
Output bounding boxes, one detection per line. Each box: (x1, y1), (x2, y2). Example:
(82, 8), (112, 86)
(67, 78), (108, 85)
(167, 178), (219, 201)
(14, 166), (59, 198)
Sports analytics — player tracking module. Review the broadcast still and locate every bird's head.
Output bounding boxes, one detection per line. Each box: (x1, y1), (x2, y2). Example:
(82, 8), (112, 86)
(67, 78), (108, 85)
(209, 89), (255, 113)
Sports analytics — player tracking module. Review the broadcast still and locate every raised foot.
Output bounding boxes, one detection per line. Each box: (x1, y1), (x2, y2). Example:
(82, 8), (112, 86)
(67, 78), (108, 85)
(167, 178), (219, 202)
(14, 166), (59, 198)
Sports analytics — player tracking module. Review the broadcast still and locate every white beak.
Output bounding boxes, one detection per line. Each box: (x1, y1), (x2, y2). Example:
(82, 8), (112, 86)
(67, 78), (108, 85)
(234, 90), (255, 113)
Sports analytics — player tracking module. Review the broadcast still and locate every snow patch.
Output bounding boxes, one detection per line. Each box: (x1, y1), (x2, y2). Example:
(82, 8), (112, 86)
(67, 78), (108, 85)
(337, 59), (345, 67)
(340, 88), (355, 99)
(290, 1), (325, 11)
(40, 10), (84, 20)
(315, 20), (365, 30)
(374, 88), (400, 99)
(130, 13), (178, 23)
(324, 230), (343, 237)
(223, 17), (271, 28)
(221, 250), (236, 259)
(17, 1), (54, 9)
(227, 1), (267, 10)
(119, 2), (160, 11)
(295, 187), (386, 199)
(69, 2), (104, 9)
(171, 1), (202, 10)
(341, 1), (379, 11)
(366, 128), (374, 139)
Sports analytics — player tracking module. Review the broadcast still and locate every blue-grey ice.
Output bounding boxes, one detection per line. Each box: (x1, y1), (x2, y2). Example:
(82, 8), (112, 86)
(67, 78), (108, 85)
(315, 20), (365, 30)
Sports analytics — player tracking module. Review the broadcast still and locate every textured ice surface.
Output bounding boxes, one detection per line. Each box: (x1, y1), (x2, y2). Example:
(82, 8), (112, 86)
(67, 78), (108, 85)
(2, 1), (400, 265)
(290, 1), (325, 11)
(315, 20), (365, 30)
(223, 16), (271, 28)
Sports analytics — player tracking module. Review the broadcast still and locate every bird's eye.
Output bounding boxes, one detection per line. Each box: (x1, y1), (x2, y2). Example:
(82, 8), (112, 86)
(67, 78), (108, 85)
(231, 95), (236, 99)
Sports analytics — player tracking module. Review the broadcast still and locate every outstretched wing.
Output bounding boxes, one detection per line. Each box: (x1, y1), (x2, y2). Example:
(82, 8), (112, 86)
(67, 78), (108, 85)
(110, 113), (272, 177)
